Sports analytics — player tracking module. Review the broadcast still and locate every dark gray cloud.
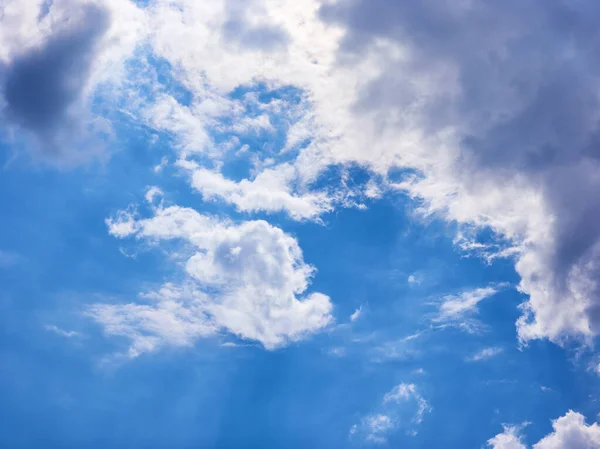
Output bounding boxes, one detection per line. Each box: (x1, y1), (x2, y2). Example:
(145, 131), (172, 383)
(1, 3), (111, 164)
(320, 0), (600, 341)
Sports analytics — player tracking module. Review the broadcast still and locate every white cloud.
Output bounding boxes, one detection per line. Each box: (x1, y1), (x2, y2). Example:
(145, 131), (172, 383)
(371, 331), (424, 362)
(487, 412), (600, 449)
(92, 199), (333, 355)
(181, 162), (332, 220)
(534, 411), (600, 449)
(466, 347), (504, 362)
(407, 274), (420, 285)
(144, 186), (163, 204)
(36, 0), (597, 345)
(350, 306), (362, 322)
(327, 347), (346, 357)
(433, 286), (501, 333)
(351, 382), (431, 443)
(487, 425), (527, 449)
(45, 324), (81, 338)
(383, 383), (432, 425)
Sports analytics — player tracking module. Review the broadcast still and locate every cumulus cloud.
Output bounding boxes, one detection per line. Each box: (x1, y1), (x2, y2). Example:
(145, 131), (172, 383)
(90, 199), (333, 355)
(487, 425), (527, 449)
(318, 0), (600, 345)
(487, 411), (600, 449)
(86, 0), (600, 345)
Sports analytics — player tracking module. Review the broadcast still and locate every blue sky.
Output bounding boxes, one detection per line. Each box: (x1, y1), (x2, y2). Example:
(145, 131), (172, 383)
(1, 1), (600, 448)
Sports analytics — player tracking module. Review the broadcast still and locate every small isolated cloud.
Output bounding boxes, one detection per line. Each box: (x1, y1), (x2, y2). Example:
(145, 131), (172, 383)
(327, 347), (346, 357)
(1, 3), (111, 164)
(351, 382), (431, 443)
(350, 306), (362, 322)
(144, 186), (163, 204)
(45, 324), (81, 338)
(486, 411), (600, 449)
(407, 275), (420, 285)
(466, 347), (504, 362)
(90, 198), (333, 357)
(433, 285), (502, 333)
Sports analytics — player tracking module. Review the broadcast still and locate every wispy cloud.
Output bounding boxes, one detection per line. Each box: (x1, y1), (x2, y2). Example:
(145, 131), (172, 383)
(371, 331), (424, 362)
(351, 382), (431, 443)
(432, 285), (503, 333)
(45, 324), (81, 338)
(466, 347), (504, 362)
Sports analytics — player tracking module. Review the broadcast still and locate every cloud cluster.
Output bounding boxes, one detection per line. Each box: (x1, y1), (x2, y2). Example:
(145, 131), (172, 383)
(109, 0), (600, 346)
(487, 411), (600, 449)
(89, 196), (333, 355)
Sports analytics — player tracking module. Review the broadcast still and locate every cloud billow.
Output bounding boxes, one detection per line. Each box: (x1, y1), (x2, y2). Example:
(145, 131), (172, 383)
(320, 0), (600, 344)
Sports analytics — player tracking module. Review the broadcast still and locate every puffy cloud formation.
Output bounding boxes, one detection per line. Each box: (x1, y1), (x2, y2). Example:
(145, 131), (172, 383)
(487, 411), (600, 449)
(319, 0), (600, 344)
(183, 162), (333, 220)
(107, 0), (600, 346)
(89, 198), (333, 355)
(487, 425), (527, 449)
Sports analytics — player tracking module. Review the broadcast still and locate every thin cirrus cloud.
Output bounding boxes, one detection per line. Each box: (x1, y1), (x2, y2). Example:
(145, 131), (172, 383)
(466, 347), (504, 363)
(432, 285), (502, 333)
